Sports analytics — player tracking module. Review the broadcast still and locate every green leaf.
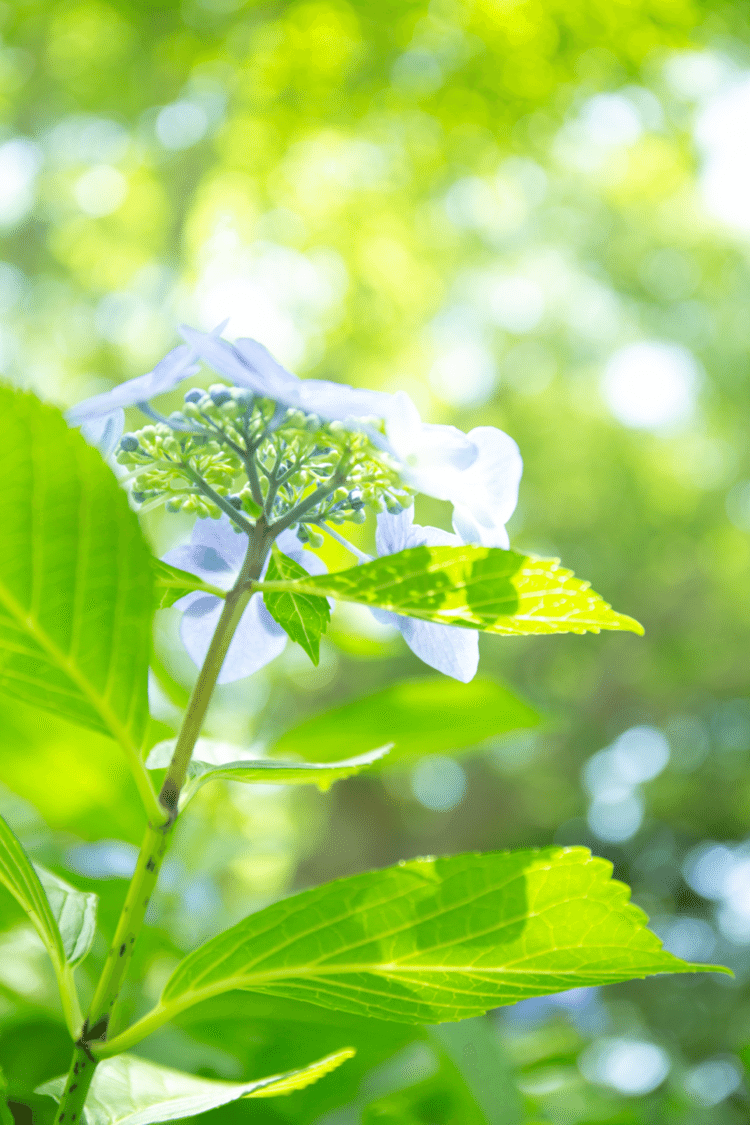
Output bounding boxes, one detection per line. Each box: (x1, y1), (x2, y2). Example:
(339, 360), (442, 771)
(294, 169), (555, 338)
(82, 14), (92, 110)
(37, 1048), (356, 1122)
(105, 848), (724, 1050)
(0, 811), (82, 1034)
(273, 676), (540, 764)
(430, 1017), (524, 1125)
(263, 548), (331, 664)
(0, 388), (160, 819)
(152, 558), (227, 610)
(0, 1073), (12, 1125)
(33, 864), (97, 967)
(145, 738), (391, 807)
(256, 545), (643, 636)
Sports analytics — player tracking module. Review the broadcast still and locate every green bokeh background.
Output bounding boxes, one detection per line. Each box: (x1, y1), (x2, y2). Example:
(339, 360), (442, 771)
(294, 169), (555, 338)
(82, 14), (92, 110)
(2, 0), (750, 1121)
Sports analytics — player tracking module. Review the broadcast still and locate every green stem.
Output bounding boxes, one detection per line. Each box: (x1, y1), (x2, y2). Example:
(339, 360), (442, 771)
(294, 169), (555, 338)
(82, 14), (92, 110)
(53, 522), (274, 1123)
(52, 1043), (96, 1124)
(158, 521), (272, 812)
(181, 465), (255, 535)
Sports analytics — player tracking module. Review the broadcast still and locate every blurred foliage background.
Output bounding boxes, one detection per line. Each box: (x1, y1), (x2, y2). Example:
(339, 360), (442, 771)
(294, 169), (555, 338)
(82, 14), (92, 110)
(3, 0), (750, 1120)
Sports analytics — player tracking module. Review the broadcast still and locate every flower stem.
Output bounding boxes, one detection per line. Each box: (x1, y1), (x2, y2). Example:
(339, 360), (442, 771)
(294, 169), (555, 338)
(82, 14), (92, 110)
(158, 520), (273, 811)
(52, 521), (274, 1123)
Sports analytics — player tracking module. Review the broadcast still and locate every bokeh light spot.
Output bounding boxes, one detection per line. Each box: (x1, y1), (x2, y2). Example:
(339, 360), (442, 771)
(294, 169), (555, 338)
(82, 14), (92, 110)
(602, 341), (699, 429)
(411, 755), (466, 811)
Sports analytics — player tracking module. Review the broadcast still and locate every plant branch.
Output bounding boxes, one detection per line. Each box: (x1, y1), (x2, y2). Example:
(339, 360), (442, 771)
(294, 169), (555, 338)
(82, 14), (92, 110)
(180, 465), (255, 534)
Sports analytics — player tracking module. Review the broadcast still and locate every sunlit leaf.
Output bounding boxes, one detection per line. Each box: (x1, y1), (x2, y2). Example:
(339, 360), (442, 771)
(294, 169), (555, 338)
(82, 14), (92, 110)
(256, 546), (643, 636)
(37, 1048), (355, 1122)
(272, 677), (540, 763)
(104, 848), (722, 1050)
(0, 388), (158, 816)
(0, 812), (82, 1033)
(263, 548), (331, 664)
(146, 738), (391, 807)
(152, 558), (227, 610)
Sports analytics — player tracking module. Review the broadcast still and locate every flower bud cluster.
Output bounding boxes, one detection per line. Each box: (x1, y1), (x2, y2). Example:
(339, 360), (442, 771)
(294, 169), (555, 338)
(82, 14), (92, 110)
(117, 423), (242, 517)
(118, 383), (411, 533)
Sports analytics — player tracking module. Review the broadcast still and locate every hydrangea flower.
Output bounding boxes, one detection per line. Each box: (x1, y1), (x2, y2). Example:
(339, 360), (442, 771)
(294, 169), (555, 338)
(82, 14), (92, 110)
(383, 391), (522, 549)
(163, 514), (327, 683)
(371, 507), (479, 683)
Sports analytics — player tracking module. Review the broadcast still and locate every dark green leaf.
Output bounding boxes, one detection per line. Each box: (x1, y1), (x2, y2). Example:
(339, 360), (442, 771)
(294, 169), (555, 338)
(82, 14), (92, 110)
(256, 545), (643, 636)
(272, 676), (540, 763)
(263, 548), (331, 664)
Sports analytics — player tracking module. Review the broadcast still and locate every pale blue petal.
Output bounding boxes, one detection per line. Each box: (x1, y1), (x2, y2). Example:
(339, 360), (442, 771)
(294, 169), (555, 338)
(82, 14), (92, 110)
(234, 338), (299, 389)
(295, 379), (394, 424)
(372, 510), (477, 679)
(179, 327), (292, 400)
(179, 591), (287, 683)
(162, 544), (236, 589)
(275, 529), (328, 576)
(189, 513), (247, 571)
(162, 514), (248, 587)
(182, 327), (393, 425)
(79, 409), (124, 456)
(66, 345), (199, 425)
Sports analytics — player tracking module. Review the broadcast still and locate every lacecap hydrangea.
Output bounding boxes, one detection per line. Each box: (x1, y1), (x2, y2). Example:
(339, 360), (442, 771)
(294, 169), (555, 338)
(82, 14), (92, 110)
(68, 326), (522, 682)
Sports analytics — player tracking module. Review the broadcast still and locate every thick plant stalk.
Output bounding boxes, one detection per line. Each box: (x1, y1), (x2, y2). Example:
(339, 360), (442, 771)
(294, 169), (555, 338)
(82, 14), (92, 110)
(52, 524), (272, 1124)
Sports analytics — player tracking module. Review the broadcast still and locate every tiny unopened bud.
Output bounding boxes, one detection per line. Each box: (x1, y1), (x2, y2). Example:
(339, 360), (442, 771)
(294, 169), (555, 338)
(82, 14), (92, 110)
(228, 495), (243, 509)
(209, 386), (232, 406)
(350, 508), (367, 524)
(296, 524), (310, 543)
(386, 502), (403, 515)
(232, 388), (254, 407)
(120, 434), (139, 452)
(184, 389), (204, 404)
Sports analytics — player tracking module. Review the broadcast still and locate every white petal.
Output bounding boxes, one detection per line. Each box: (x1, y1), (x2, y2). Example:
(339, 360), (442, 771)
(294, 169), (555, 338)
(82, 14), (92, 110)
(376, 509), (459, 555)
(375, 508), (415, 555)
(462, 426), (523, 528)
(451, 505), (510, 549)
(398, 616), (479, 682)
